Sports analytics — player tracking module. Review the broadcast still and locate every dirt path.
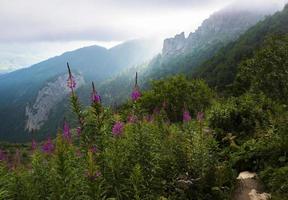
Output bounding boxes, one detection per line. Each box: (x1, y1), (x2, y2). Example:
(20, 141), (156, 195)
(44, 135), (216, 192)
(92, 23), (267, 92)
(232, 171), (271, 200)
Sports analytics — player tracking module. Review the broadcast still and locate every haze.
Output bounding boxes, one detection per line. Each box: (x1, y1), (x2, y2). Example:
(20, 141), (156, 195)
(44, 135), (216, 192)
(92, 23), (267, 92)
(0, 0), (286, 72)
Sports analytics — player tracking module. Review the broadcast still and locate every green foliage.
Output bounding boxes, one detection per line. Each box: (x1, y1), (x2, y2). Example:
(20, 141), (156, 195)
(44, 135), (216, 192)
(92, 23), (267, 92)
(208, 93), (274, 139)
(260, 166), (288, 196)
(1, 18), (288, 198)
(194, 5), (288, 90)
(139, 75), (214, 122)
(231, 110), (288, 169)
(234, 35), (288, 103)
(0, 107), (235, 200)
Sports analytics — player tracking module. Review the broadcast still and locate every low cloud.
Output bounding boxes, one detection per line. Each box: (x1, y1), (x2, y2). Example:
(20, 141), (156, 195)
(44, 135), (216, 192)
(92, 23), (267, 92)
(0, 0), (286, 70)
(0, 0), (231, 43)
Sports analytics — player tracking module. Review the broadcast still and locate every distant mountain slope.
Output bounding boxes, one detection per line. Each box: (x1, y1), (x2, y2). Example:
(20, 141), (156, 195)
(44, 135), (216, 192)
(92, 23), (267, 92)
(193, 4), (288, 90)
(0, 39), (162, 142)
(98, 2), (279, 106)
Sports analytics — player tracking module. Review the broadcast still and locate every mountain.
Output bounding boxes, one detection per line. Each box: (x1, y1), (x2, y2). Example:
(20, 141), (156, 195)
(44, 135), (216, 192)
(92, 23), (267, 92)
(162, 6), (272, 58)
(0, 39), (162, 142)
(193, 4), (288, 90)
(98, 2), (280, 106)
(0, 70), (10, 76)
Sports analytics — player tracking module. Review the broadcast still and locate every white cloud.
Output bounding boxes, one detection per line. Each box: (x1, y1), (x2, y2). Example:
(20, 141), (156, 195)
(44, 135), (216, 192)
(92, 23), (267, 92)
(0, 0), (230, 42)
(0, 0), (286, 71)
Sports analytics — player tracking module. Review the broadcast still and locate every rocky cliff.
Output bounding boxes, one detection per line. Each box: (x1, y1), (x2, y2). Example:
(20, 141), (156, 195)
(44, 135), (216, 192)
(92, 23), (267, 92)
(162, 4), (279, 58)
(25, 74), (85, 132)
(162, 32), (186, 57)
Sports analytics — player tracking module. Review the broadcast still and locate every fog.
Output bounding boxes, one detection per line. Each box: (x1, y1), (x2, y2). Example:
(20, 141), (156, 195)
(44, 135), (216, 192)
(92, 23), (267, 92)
(0, 0), (286, 71)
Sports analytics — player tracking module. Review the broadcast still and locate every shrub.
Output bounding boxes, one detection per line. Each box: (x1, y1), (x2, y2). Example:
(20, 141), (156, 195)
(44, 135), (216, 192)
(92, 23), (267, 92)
(234, 35), (288, 104)
(139, 75), (214, 122)
(208, 93), (273, 139)
(260, 166), (288, 197)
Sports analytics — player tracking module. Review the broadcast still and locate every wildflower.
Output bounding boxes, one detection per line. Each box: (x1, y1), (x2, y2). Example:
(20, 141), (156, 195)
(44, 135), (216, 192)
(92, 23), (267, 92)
(76, 127), (81, 137)
(112, 121), (124, 136)
(85, 170), (102, 181)
(131, 88), (141, 101)
(91, 93), (101, 104)
(127, 115), (137, 123)
(197, 112), (204, 122)
(131, 72), (141, 101)
(91, 82), (101, 104)
(67, 75), (76, 89)
(89, 146), (98, 153)
(31, 139), (37, 151)
(183, 110), (192, 122)
(63, 121), (71, 142)
(0, 149), (6, 161)
(67, 63), (76, 90)
(42, 138), (54, 154)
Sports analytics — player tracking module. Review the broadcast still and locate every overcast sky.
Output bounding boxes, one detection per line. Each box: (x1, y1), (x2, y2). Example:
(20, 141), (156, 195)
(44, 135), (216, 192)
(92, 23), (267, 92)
(0, 0), (286, 72)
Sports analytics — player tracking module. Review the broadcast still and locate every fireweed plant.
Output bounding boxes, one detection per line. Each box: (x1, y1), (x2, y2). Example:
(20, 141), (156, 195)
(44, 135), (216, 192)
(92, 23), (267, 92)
(1, 35), (288, 200)
(0, 64), (239, 200)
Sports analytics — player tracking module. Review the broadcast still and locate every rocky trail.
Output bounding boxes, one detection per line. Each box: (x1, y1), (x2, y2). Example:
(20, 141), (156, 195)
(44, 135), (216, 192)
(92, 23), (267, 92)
(233, 171), (271, 200)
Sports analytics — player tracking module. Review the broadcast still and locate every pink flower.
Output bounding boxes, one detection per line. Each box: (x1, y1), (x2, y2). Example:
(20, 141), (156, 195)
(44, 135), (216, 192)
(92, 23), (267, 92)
(91, 82), (101, 104)
(89, 146), (98, 153)
(131, 88), (141, 102)
(91, 93), (101, 103)
(85, 170), (102, 181)
(127, 115), (137, 123)
(183, 110), (192, 122)
(131, 72), (141, 102)
(42, 138), (54, 154)
(63, 121), (71, 142)
(67, 75), (76, 89)
(112, 121), (124, 136)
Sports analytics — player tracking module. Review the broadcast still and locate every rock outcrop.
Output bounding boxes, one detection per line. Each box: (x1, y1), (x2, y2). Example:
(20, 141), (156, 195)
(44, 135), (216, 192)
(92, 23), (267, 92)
(162, 4), (278, 59)
(25, 74), (85, 132)
(234, 171), (271, 200)
(162, 32), (186, 57)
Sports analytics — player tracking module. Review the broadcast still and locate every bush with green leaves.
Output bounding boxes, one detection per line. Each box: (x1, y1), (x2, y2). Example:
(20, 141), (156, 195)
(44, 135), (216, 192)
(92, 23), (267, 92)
(260, 166), (288, 199)
(207, 93), (274, 139)
(138, 75), (214, 122)
(234, 34), (288, 104)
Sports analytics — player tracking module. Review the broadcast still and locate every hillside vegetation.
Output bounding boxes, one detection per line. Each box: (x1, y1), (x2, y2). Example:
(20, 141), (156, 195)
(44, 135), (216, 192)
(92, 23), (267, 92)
(0, 32), (287, 199)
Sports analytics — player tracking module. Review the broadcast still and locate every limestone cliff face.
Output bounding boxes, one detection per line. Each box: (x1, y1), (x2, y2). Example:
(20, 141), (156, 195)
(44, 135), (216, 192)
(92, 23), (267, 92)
(25, 74), (85, 132)
(162, 32), (186, 57)
(162, 7), (272, 59)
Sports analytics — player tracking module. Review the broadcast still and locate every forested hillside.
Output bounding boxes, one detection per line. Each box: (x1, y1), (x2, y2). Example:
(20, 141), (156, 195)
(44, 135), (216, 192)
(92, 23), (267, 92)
(193, 4), (288, 90)
(98, 3), (280, 106)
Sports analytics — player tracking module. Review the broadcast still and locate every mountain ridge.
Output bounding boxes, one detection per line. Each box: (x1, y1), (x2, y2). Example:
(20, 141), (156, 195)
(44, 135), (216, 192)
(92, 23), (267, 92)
(0, 39), (162, 141)
(98, 2), (280, 106)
